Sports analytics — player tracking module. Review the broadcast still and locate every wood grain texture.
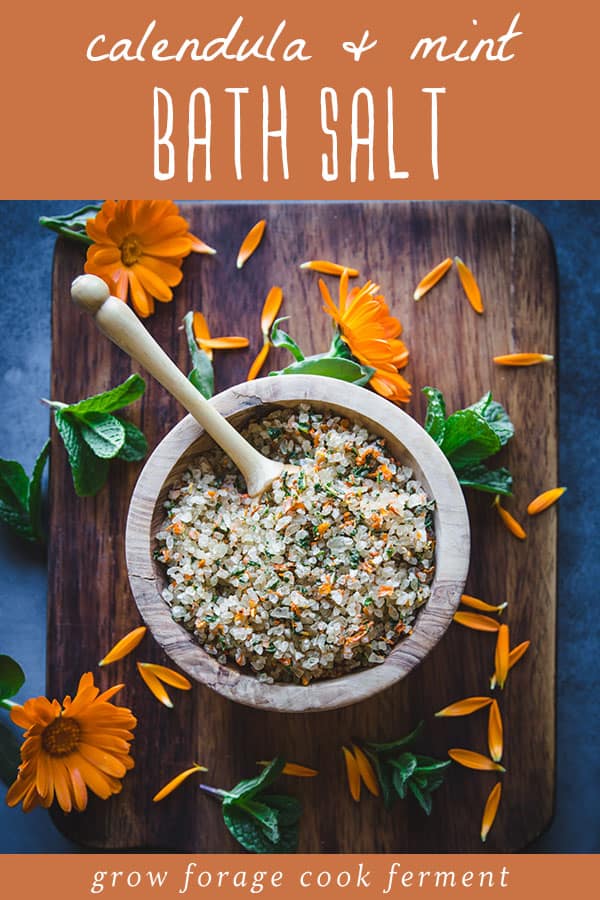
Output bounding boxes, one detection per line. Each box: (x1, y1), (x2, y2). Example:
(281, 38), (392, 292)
(48, 202), (557, 851)
(125, 375), (470, 712)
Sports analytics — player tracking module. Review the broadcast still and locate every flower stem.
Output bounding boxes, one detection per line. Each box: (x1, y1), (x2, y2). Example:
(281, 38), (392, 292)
(199, 784), (229, 799)
(0, 699), (16, 711)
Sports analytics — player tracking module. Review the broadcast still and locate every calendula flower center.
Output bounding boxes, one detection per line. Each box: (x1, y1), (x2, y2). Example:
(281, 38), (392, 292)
(120, 234), (142, 267)
(41, 717), (81, 756)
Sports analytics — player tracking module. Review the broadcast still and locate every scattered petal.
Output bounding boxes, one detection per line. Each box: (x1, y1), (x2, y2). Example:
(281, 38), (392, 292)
(493, 353), (554, 366)
(137, 663), (191, 691)
(494, 496), (527, 540)
(488, 700), (504, 762)
(494, 625), (510, 690)
(448, 749), (505, 772)
(197, 336), (249, 350)
(257, 760), (318, 777)
(352, 744), (380, 797)
(481, 782), (502, 842)
(260, 286), (284, 336)
(136, 662), (173, 708)
(98, 626), (147, 667)
(490, 640), (530, 689)
(413, 257), (452, 301)
(153, 763), (207, 802)
(236, 219), (266, 269)
(187, 234), (216, 255)
(453, 612), (500, 633)
(527, 487), (567, 516)
(436, 697), (493, 717)
(461, 594), (507, 614)
(455, 257), (483, 313)
(342, 746), (361, 801)
(300, 260), (359, 277)
(247, 341), (271, 381)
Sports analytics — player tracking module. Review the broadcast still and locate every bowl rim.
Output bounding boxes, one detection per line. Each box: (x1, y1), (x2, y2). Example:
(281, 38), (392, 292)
(125, 374), (470, 713)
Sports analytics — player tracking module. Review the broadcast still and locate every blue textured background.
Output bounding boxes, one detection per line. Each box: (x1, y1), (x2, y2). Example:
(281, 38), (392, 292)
(0, 201), (598, 851)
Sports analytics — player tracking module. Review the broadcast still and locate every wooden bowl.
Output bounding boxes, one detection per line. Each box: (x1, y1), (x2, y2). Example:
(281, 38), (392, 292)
(126, 375), (470, 712)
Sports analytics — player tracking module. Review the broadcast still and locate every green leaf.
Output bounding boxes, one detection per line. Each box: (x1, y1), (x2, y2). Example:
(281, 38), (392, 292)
(39, 204), (101, 245)
(0, 720), (21, 786)
(227, 757), (285, 802)
(183, 312), (215, 399)
(365, 721), (423, 753)
(422, 387), (447, 446)
(408, 780), (432, 815)
(28, 439), (50, 542)
(116, 419), (148, 462)
(261, 793), (302, 828)
(458, 464), (513, 496)
(223, 801), (298, 853)
(65, 374), (146, 417)
(366, 750), (394, 809)
(441, 410), (501, 469)
(55, 411), (109, 497)
(467, 393), (514, 447)
(392, 765), (409, 799)
(0, 655), (25, 701)
(281, 355), (375, 385)
(414, 756), (452, 774)
(270, 318), (304, 362)
(0, 501), (32, 538)
(236, 798), (280, 843)
(79, 413), (126, 459)
(0, 459), (30, 513)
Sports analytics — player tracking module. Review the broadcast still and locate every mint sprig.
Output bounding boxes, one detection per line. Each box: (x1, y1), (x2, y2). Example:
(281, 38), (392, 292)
(0, 440), (50, 542)
(49, 374), (148, 497)
(183, 312), (214, 400)
(423, 387), (514, 496)
(200, 758), (302, 853)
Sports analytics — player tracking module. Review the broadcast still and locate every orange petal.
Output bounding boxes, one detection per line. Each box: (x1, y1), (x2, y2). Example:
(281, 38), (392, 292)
(494, 624), (510, 690)
(99, 626), (147, 666)
(527, 487), (566, 516)
(187, 233), (217, 255)
(236, 219), (266, 269)
(493, 353), (554, 366)
(342, 746), (361, 801)
(448, 749), (505, 772)
(247, 342), (271, 381)
(460, 594), (507, 614)
(493, 496), (527, 540)
(153, 763), (207, 802)
(436, 697), (493, 717)
(137, 663), (191, 691)
(413, 257), (452, 301)
(257, 760), (318, 777)
(488, 700), (504, 762)
(136, 662), (173, 707)
(351, 744), (379, 797)
(455, 257), (483, 313)
(260, 286), (284, 335)
(198, 336), (249, 350)
(453, 612), (500, 633)
(299, 260), (359, 277)
(192, 311), (211, 343)
(481, 782), (502, 842)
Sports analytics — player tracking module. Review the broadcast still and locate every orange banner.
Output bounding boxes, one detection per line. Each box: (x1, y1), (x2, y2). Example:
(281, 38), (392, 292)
(2, 0), (599, 197)
(1, 854), (599, 899)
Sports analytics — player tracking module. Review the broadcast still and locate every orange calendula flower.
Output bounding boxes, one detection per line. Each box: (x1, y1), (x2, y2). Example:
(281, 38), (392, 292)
(493, 496), (527, 540)
(527, 487), (566, 516)
(460, 594), (507, 614)
(490, 640), (530, 689)
(319, 273), (411, 403)
(455, 256), (484, 314)
(84, 200), (215, 318)
(448, 749), (506, 772)
(436, 697), (493, 717)
(352, 744), (380, 797)
(413, 257), (452, 301)
(236, 219), (266, 269)
(493, 353), (554, 366)
(191, 311), (248, 362)
(247, 286), (284, 381)
(257, 760), (318, 777)
(342, 746), (361, 801)
(488, 700), (503, 763)
(300, 260), (360, 277)
(98, 625), (147, 667)
(481, 782), (502, 842)
(453, 611), (500, 633)
(153, 763), (208, 802)
(6, 673), (136, 813)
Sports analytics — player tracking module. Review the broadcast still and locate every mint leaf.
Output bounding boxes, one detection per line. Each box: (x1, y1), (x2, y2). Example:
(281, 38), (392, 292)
(366, 721), (423, 753)
(408, 780), (432, 815)
(441, 410), (501, 469)
(66, 374), (146, 417)
(262, 793), (302, 828)
(222, 802), (297, 854)
(366, 750), (394, 809)
(0, 460), (30, 513)
(270, 318), (304, 362)
(28, 439), (50, 542)
(235, 798), (280, 843)
(458, 464), (513, 496)
(414, 756), (452, 774)
(116, 419), (148, 462)
(0, 721), (21, 786)
(281, 356), (375, 385)
(79, 413), (126, 459)
(467, 393), (514, 447)
(183, 312), (214, 400)
(227, 757), (285, 802)
(55, 411), (109, 497)
(422, 387), (447, 446)
(0, 655), (25, 701)
(0, 442), (50, 542)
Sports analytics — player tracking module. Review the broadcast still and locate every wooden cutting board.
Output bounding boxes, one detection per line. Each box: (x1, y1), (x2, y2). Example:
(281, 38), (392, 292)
(48, 202), (557, 851)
